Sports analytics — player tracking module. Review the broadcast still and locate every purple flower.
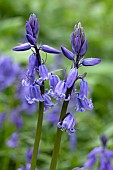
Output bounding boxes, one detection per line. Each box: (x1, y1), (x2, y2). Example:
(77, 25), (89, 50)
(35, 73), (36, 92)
(79, 80), (88, 99)
(26, 14), (39, 39)
(26, 148), (33, 163)
(61, 46), (75, 60)
(0, 57), (20, 91)
(6, 132), (19, 148)
(12, 43), (31, 51)
(54, 80), (67, 100)
(25, 85), (43, 104)
(49, 73), (60, 90)
(57, 113), (76, 135)
(84, 136), (113, 170)
(26, 34), (37, 46)
(39, 64), (48, 80)
(28, 53), (37, 75)
(41, 45), (61, 54)
(75, 93), (93, 112)
(66, 67), (78, 88)
(26, 14), (39, 45)
(43, 94), (55, 111)
(71, 22), (87, 57)
(82, 58), (101, 66)
(22, 70), (35, 87)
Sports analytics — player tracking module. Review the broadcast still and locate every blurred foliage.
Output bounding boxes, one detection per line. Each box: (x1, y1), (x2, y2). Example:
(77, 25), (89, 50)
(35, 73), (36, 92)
(0, 0), (113, 170)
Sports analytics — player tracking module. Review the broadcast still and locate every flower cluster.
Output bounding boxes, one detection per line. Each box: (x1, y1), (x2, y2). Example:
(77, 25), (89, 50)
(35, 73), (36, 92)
(56, 22), (101, 134)
(0, 56), (20, 91)
(13, 14), (101, 136)
(13, 14), (61, 111)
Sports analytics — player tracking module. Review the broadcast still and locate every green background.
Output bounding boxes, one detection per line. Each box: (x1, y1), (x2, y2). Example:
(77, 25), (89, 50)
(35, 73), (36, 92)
(0, 0), (113, 169)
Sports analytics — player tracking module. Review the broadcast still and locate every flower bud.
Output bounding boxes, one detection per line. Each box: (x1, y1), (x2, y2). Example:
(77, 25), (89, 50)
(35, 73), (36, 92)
(41, 45), (61, 54)
(61, 46), (74, 60)
(66, 67), (78, 88)
(12, 43), (31, 51)
(26, 34), (37, 45)
(82, 58), (101, 66)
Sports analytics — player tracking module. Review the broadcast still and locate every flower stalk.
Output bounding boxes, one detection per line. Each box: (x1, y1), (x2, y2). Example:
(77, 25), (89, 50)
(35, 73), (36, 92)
(50, 87), (73, 170)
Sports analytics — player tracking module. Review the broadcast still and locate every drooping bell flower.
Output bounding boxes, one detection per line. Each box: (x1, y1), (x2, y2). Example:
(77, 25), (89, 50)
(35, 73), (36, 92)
(25, 85), (43, 104)
(39, 64), (48, 80)
(66, 67), (78, 88)
(57, 113), (76, 135)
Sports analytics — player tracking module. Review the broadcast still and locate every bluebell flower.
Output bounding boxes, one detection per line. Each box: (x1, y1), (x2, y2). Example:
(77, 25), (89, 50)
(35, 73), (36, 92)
(28, 53), (37, 75)
(82, 58), (101, 66)
(79, 80), (88, 99)
(57, 113), (76, 135)
(13, 14), (60, 54)
(26, 13), (39, 45)
(39, 64), (49, 80)
(66, 67), (78, 88)
(61, 46), (75, 60)
(26, 148), (33, 163)
(75, 93), (93, 112)
(25, 85), (43, 104)
(0, 57), (20, 91)
(84, 135), (113, 170)
(12, 43), (31, 51)
(22, 70), (35, 87)
(41, 45), (61, 54)
(71, 22), (88, 57)
(43, 94), (55, 111)
(54, 80), (67, 100)
(49, 73), (60, 91)
(6, 132), (19, 148)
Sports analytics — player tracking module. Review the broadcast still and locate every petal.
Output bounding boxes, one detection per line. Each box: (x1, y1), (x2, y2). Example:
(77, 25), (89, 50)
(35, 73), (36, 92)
(82, 58), (101, 66)
(28, 53), (36, 73)
(49, 73), (60, 90)
(26, 21), (33, 36)
(79, 40), (88, 57)
(41, 45), (61, 54)
(54, 81), (67, 97)
(26, 34), (37, 45)
(66, 67), (78, 88)
(79, 80), (88, 99)
(61, 46), (74, 60)
(39, 64), (48, 80)
(84, 156), (96, 168)
(12, 43), (31, 51)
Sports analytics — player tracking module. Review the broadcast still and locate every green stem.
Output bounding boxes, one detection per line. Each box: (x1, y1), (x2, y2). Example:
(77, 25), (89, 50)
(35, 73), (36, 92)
(30, 85), (44, 170)
(50, 87), (73, 170)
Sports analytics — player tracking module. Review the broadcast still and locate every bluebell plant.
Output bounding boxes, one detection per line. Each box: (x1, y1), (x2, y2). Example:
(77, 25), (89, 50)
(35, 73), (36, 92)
(13, 14), (101, 170)
(73, 135), (113, 170)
